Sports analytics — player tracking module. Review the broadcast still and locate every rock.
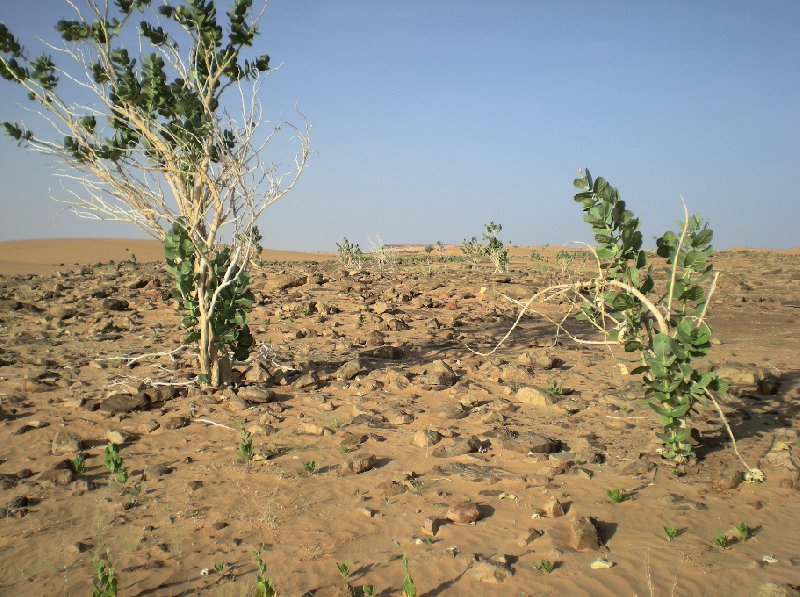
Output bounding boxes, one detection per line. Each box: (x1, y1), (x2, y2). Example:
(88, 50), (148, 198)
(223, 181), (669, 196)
(432, 436), (482, 458)
(341, 453), (376, 474)
(373, 301), (391, 315)
(421, 516), (441, 536)
(387, 411), (413, 425)
(377, 480), (406, 496)
(518, 348), (562, 369)
(466, 559), (513, 584)
(299, 422), (334, 437)
(102, 298), (129, 311)
(51, 431), (83, 454)
(517, 386), (561, 407)
(446, 502), (481, 524)
(105, 429), (133, 445)
(431, 462), (516, 483)
(236, 386), (275, 404)
(99, 393), (147, 414)
(139, 420), (159, 433)
(567, 516), (600, 551)
(418, 359), (457, 388)
(499, 431), (555, 454)
(262, 274), (306, 292)
(336, 358), (367, 381)
(542, 496), (565, 518)
(143, 463), (173, 480)
(713, 467), (742, 492)
(438, 403), (468, 420)
(360, 345), (404, 360)
(293, 371), (321, 390)
(412, 429), (443, 448)
(39, 465), (75, 488)
(751, 583), (800, 597)
(517, 528), (543, 547)
(621, 459), (656, 476)
(163, 416), (189, 430)
(716, 363), (780, 395)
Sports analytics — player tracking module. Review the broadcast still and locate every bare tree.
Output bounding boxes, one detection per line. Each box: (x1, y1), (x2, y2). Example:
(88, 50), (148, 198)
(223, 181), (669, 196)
(0, 0), (310, 386)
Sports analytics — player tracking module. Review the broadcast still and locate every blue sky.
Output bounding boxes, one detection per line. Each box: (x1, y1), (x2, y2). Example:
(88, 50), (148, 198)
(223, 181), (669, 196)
(0, 1), (798, 250)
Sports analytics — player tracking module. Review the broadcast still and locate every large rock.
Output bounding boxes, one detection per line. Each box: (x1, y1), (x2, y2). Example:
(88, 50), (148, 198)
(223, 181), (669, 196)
(262, 274), (306, 293)
(51, 431), (83, 455)
(567, 516), (600, 551)
(518, 348), (562, 369)
(336, 358), (367, 381)
(99, 393), (147, 414)
(341, 453), (376, 474)
(466, 559), (513, 583)
(432, 436), (482, 458)
(517, 386), (561, 407)
(446, 502), (481, 524)
(417, 359), (457, 388)
(412, 429), (443, 448)
(499, 431), (555, 454)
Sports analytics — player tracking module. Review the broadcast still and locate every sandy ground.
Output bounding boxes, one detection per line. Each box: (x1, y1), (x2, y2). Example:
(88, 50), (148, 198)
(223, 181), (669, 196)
(0, 240), (799, 596)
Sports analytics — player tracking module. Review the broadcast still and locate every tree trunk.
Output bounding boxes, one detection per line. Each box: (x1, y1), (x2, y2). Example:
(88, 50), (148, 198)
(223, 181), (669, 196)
(196, 257), (232, 388)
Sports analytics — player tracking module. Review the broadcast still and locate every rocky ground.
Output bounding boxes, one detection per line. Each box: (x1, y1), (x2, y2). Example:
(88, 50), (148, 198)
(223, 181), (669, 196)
(0, 247), (798, 596)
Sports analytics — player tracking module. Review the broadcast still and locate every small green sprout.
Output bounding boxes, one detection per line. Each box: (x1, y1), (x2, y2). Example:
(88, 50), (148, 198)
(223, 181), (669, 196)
(362, 585), (376, 597)
(104, 442), (128, 483)
(606, 488), (626, 504)
(735, 522), (749, 541)
(548, 379), (562, 395)
(336, 562), (351, 578)
(663, 525), (680, 541)
(401, 551), (416, 597)
(714, 533), (729, 549)
(71, 454), (87, 475)
(303, 460), (317, 475)
(533, 559), (556, 574)
(254, 550), (275, 597)
(90, 550), (117, 597)
(239, 425), (254, 462)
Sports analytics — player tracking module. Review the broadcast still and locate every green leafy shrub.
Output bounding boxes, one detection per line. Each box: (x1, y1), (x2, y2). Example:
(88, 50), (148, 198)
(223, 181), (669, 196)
(254, 550), (275, 597)
(104, 442), (128, 483)
(572, 169), (729, 463)
(337, 237), (364, 269)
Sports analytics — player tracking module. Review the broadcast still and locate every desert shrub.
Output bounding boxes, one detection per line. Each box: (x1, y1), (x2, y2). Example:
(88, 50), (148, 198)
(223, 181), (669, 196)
(336, 237), (364, 269)
(461, 222), (508, 272)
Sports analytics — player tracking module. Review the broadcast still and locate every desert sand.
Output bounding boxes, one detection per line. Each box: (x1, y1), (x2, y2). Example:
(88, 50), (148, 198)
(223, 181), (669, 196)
(0, 239), (799, 596)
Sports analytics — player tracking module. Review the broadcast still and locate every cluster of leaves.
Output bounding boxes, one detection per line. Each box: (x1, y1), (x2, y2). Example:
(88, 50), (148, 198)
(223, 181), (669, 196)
(1, 0), (270, 172)
(164, 221), (255, 364)
(238, 424), (254, 462)
(461, 221), (508, 272)
(90, 550), (117, 597)
(336, 237), (364, 269)
(254, 549), (275, 597)
(104, 442), (128, 483)
(573, 169), (727, 461)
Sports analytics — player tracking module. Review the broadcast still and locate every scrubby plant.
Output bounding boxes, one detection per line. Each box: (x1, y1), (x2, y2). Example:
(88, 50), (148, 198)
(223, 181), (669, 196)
(337, 237), (364, 269)
(254, 549), (275, 597)
(533, 559), (556, 574)
(104, 442), (128, 483)
(362, 585), (376, 597)
(548, 379), (562, 396)
(0, 0), (309, 388)
(713, 532), (728, 550)
(663, 525), (680, 541)
(303, 460), (317, 475)
(90, 550), (117, 597)
(461, 222), (509, 272)
(368, 235), (397, 272)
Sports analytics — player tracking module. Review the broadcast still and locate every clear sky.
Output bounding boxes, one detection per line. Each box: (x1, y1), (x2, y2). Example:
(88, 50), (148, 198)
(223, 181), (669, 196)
(0, 1), (798, 250)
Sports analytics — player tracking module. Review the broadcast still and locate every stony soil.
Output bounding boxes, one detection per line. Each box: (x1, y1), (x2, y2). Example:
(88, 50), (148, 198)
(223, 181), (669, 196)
(0, 246), (798, 596)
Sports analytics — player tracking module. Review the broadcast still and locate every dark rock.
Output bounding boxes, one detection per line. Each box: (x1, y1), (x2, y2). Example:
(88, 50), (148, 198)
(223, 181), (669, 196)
(99, 393), (147, 414)
(102, 298), (129, 311)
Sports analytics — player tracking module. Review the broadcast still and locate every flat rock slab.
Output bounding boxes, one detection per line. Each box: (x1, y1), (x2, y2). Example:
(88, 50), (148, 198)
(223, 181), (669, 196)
(466, 559), (514, 583)
(99, 393), (147, 414)
(430, 463), (517, 483)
